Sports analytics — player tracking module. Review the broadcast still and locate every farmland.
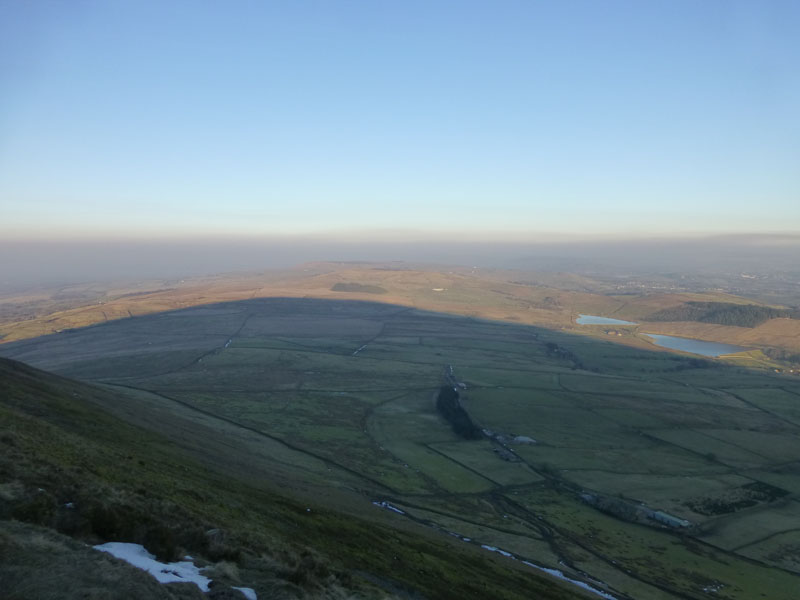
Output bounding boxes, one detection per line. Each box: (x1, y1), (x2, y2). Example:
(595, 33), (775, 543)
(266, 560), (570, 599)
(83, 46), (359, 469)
(3, 264), (800, 368)
(3, 297), (800, 599)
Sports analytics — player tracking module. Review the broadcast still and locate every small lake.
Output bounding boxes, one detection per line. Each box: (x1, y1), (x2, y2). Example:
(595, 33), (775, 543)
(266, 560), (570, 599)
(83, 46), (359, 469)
(644, 334), (749, 357)
(576, 314), (638, 326)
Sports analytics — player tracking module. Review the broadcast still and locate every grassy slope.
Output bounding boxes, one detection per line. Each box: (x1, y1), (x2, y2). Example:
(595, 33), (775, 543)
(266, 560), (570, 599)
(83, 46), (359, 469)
(0, 357), (582, 600)
(0, 520), (207, 600)
(6, 296), (800, 598)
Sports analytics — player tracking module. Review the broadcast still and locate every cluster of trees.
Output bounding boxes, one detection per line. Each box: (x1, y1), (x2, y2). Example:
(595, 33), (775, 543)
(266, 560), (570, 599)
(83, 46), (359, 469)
(435, 386), (482, 440)
(672, 357), (712, 371)
(646, 301), (798, 328)
(763, 347), (800, 364)
(685, 482), (787, 516)
(544, 342), (585, 370)
(330, 282), (387, 294)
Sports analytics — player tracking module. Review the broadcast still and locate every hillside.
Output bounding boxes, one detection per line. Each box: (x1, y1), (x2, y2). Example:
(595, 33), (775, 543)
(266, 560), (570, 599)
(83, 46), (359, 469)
(644, 302), (799, 328)
(3, 297), (800, 599)
(0, 356), (582, 600)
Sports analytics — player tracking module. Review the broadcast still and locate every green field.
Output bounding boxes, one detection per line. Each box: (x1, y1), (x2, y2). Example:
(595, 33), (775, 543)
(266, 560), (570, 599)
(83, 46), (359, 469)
(3, 297), (800, 599)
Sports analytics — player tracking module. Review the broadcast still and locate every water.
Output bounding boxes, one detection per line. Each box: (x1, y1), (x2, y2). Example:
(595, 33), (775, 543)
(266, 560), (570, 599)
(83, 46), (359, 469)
(644, 334), (748, 357)
(576, 314), (638, 325)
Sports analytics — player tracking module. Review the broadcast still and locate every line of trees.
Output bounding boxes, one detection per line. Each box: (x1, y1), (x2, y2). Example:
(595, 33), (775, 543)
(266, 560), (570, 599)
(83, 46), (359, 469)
(330, 282), (387, 294)
(763, 347), (800, 364)
(436, 386), (482, 440)
(646, 301), (798, 328)
(544, 342), (585, 370)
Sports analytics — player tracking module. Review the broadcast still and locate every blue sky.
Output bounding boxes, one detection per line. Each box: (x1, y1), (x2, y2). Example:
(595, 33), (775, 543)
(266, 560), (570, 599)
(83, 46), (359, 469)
(1, 0), (798, 241)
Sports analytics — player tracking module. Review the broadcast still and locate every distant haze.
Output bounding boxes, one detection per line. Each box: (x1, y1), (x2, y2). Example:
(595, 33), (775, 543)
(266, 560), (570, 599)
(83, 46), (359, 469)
(2, 234), (798, 290)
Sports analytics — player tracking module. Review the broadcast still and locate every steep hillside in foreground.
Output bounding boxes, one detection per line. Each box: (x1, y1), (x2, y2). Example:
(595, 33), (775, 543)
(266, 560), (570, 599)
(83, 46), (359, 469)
(0, 357), (582, 600)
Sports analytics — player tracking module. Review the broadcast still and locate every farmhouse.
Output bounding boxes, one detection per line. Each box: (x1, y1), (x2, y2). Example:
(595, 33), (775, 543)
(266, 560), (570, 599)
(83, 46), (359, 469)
(512, 435), (536, 444)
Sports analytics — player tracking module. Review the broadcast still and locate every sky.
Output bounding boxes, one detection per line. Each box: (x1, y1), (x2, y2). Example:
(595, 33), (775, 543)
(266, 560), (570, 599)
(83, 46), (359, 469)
(1, 0), (799, 242)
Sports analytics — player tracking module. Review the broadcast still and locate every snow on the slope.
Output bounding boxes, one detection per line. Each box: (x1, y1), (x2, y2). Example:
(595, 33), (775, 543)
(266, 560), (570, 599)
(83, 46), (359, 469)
(94, 542), (259, 598)
(520, 560), (617, 600)
(372, 500), (405, 514)
(233, 586), (258, 600)
(370, 503), (619, 600)
(93, 542), (212, 591)
(481, 544), (514, 558)
(476, 542), (619, 599)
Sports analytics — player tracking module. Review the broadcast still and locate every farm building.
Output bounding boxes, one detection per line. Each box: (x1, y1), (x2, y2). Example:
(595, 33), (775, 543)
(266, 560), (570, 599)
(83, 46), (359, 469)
(650, 511), (690, 528)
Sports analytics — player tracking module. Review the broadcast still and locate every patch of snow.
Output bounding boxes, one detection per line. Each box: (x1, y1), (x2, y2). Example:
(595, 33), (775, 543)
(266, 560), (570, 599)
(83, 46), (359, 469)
(444, 530), (472, 543)
(233, 586), (258, 600)
(520, 560), (618, 600)
(421, 521), (621, 600)
(481, 544), (515, 559)
(93, 542), (211, 591)
(471, 538), (619, 600)
(372, 500), (405, 515)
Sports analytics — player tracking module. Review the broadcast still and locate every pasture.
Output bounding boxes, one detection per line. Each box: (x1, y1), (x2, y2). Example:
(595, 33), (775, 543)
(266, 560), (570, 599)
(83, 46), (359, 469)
(2, 297), (800, 599)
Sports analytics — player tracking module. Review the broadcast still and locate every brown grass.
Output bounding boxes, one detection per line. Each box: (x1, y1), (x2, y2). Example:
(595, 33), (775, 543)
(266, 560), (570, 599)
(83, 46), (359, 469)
(2, 264), (796, 358)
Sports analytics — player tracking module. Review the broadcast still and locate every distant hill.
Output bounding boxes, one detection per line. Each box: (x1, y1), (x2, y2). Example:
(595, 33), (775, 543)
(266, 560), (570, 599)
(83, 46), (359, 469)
(2, 262), (799, 360)
(645, 301), (798, 328)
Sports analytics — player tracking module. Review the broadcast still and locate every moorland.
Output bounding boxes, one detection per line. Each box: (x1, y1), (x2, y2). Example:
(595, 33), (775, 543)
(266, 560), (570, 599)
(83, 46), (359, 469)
(2, 263), (799, 370)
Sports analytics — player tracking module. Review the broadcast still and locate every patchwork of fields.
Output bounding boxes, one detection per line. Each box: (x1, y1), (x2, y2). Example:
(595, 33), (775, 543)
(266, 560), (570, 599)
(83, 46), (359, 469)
(3, 297), (800, 599)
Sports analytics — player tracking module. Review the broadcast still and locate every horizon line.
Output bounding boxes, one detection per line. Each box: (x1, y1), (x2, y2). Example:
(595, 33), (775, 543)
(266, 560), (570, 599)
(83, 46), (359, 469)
(3, 229), (800, 245)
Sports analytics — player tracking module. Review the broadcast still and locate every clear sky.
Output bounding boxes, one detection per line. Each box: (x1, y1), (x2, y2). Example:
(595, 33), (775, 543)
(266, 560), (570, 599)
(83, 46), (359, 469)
(1, 0), (799, 241)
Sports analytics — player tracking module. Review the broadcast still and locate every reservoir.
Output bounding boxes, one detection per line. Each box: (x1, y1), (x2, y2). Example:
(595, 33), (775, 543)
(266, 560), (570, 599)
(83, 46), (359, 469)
(644, 334), (749, 357)
(577, 314), (638, 326)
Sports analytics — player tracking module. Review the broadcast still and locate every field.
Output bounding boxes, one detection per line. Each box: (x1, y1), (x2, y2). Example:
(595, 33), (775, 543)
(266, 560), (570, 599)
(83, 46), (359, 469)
(0, 357), (579, 600)
(3, 297), (800, 599)
(3, 263), (800, 364)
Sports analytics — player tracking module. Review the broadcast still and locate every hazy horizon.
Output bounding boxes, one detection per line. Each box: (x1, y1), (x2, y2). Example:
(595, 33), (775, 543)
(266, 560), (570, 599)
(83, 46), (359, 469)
(2, 233), (799, 290)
